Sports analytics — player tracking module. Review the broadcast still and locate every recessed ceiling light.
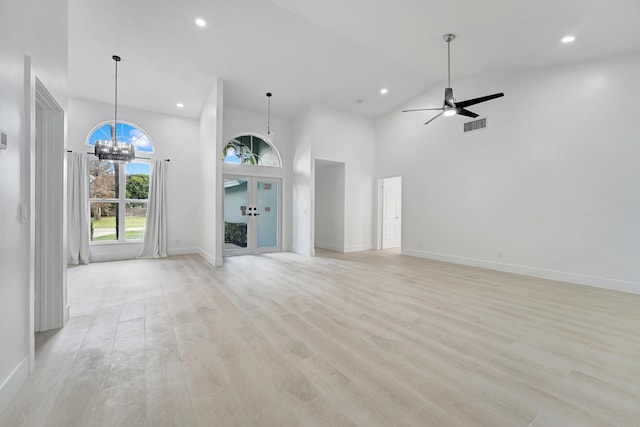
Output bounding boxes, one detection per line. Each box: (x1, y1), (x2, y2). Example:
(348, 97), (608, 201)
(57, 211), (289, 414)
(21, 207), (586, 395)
(195, 18), (206, 27)
(177, 103), (184, 108)
(561, 35), (575, 43)
(380, 88), (388, 95)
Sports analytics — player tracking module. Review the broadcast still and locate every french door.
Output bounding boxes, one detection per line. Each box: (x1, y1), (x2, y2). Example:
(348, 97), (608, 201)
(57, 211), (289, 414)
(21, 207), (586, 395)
(223, 175), (281, 255)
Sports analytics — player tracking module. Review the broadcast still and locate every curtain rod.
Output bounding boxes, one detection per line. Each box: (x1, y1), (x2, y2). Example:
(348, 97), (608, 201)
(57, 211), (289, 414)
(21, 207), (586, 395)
(67, 150), (170, 162)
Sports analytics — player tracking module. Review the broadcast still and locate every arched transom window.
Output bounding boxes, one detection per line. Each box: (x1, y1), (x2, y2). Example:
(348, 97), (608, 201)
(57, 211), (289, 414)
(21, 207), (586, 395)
(86, 122), (154, 153)
(222, 134), (281, 167)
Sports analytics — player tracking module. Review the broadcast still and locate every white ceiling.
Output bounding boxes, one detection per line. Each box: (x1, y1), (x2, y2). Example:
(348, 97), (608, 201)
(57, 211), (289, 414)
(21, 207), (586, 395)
(68, 0), (640, 120)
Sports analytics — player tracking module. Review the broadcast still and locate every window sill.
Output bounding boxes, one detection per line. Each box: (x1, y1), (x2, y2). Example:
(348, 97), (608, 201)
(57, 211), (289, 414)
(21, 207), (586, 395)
(90, 240), (144, 246)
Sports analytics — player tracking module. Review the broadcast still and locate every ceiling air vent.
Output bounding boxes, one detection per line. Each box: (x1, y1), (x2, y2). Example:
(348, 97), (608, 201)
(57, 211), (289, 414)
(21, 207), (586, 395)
(464, 117), (486, 133)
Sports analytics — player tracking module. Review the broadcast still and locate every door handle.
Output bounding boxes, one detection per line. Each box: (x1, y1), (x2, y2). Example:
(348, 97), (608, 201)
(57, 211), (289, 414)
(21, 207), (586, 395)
(246, 206), (260, 216)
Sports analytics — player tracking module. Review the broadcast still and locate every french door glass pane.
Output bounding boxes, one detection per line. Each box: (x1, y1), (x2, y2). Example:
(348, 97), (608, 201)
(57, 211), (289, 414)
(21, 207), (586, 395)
(90, 201), (118, 241)
(126, 202), (147, 240)
(224, 178), (249, 249)
(256, 180), (278, 248)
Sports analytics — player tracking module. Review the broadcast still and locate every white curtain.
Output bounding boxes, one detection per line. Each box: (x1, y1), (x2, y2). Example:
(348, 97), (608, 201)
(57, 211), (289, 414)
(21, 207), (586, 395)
(67, 152), (90, 264)
(138, 159), (167, 258)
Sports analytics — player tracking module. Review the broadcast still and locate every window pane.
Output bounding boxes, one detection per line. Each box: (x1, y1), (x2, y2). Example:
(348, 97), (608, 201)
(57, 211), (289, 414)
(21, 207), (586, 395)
(126, 162), (151, 199)
(222, 135), (281, 167)
(224, 179), (248, 249)
(258, 148), (279, 167)
(89, 160), (117, 198)
(126, 202), (147, 240)
(257, 180), (278, 248)
(87, 123), (154, 153)
(90, 202), (118, 241)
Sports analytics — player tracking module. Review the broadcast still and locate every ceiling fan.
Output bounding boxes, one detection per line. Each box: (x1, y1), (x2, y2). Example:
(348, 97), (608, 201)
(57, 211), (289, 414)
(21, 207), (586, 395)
(403, 34), (504, 125)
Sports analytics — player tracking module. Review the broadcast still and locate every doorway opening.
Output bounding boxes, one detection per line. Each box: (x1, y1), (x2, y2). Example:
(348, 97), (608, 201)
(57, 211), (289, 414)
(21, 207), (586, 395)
(32, 77), (66, 364)
(223, 175), (282, 256)
(377, 176), (402, 250)
(314, 159), (346, 254)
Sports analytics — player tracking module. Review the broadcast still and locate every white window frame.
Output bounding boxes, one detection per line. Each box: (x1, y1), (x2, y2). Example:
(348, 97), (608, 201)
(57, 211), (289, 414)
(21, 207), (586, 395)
(86, 120), (154, 245)
(89, 159), (150, 245)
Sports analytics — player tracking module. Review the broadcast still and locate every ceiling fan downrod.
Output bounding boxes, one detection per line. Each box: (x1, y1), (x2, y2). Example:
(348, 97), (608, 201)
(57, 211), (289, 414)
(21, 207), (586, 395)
(443, 33), (455, 88)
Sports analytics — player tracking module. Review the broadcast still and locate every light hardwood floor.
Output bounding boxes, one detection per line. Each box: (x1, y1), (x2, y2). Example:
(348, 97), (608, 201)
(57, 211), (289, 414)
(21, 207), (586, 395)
(2, 250), (639, 426)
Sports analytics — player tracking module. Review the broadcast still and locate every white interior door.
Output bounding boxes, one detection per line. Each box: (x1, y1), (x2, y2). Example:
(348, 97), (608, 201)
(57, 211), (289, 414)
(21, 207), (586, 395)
(223, 176), (281, 255)
(382, 176), (402, 249)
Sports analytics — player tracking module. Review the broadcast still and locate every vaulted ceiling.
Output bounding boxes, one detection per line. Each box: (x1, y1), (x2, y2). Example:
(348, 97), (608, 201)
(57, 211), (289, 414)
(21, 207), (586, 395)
(68, 0), (640, 120)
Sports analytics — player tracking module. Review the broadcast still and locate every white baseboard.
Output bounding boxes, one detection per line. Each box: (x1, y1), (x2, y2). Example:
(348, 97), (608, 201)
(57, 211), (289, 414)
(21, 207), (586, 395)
(63, 304), (70, 325)
(344, 244), (372, 253)
(198, 248), (215, 266)
(0, 357), (29, 414)
(167, 247), (199, 257)
(292, 246), (312, 257)
(197, 248), (222, 267)
(402, 248), (640, 295)
(315, 242), (344, 253)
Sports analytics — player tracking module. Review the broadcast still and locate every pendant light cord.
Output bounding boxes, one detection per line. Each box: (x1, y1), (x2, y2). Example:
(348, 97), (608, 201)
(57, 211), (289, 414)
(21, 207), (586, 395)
(266, 92), (272, 135)
(113, 55), (121, 139)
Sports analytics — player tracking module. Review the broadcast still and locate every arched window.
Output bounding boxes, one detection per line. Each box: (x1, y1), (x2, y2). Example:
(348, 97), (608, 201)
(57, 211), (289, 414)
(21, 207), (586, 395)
(86, 122), (154, 243)
(222, 134), (281, 167)
(86, 122), (154, 153)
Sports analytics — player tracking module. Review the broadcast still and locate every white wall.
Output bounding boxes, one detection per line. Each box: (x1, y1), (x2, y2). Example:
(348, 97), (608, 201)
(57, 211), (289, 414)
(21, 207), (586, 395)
(0, 0), (68, 413)
(376, 52), (640, 294)
(223, 107), (292, 251)
(199, 79), (224, 266)
(311, 106), (376, 253)
(67, 98), (201, 261)
(314, 161), (345, 252)
(291, 108), (313, 255)
(291, 105), (375, 255)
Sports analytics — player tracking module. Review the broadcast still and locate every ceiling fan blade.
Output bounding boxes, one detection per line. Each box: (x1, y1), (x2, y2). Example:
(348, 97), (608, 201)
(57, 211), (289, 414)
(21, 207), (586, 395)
(403, 107), (444, 113)
(456, 92), (504, 109)
(456, 108), (479, 118)
(424, 111), (444, 125)
(444, 88), (455, 107)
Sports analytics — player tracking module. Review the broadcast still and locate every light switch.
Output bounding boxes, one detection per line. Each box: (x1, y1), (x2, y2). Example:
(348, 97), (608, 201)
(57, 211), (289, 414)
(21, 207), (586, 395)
(17, 203), (27, 223)
(0, 129), (7, 150)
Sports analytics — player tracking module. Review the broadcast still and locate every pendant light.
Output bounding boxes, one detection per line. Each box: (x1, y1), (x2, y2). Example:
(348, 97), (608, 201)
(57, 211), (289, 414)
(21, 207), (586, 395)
(94, 55), (135, 163)
(265, 92), (275, 142)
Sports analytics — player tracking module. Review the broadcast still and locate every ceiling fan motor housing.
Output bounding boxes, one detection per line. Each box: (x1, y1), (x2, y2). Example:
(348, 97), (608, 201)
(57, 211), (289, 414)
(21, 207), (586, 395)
(444, 88), (455, 107)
